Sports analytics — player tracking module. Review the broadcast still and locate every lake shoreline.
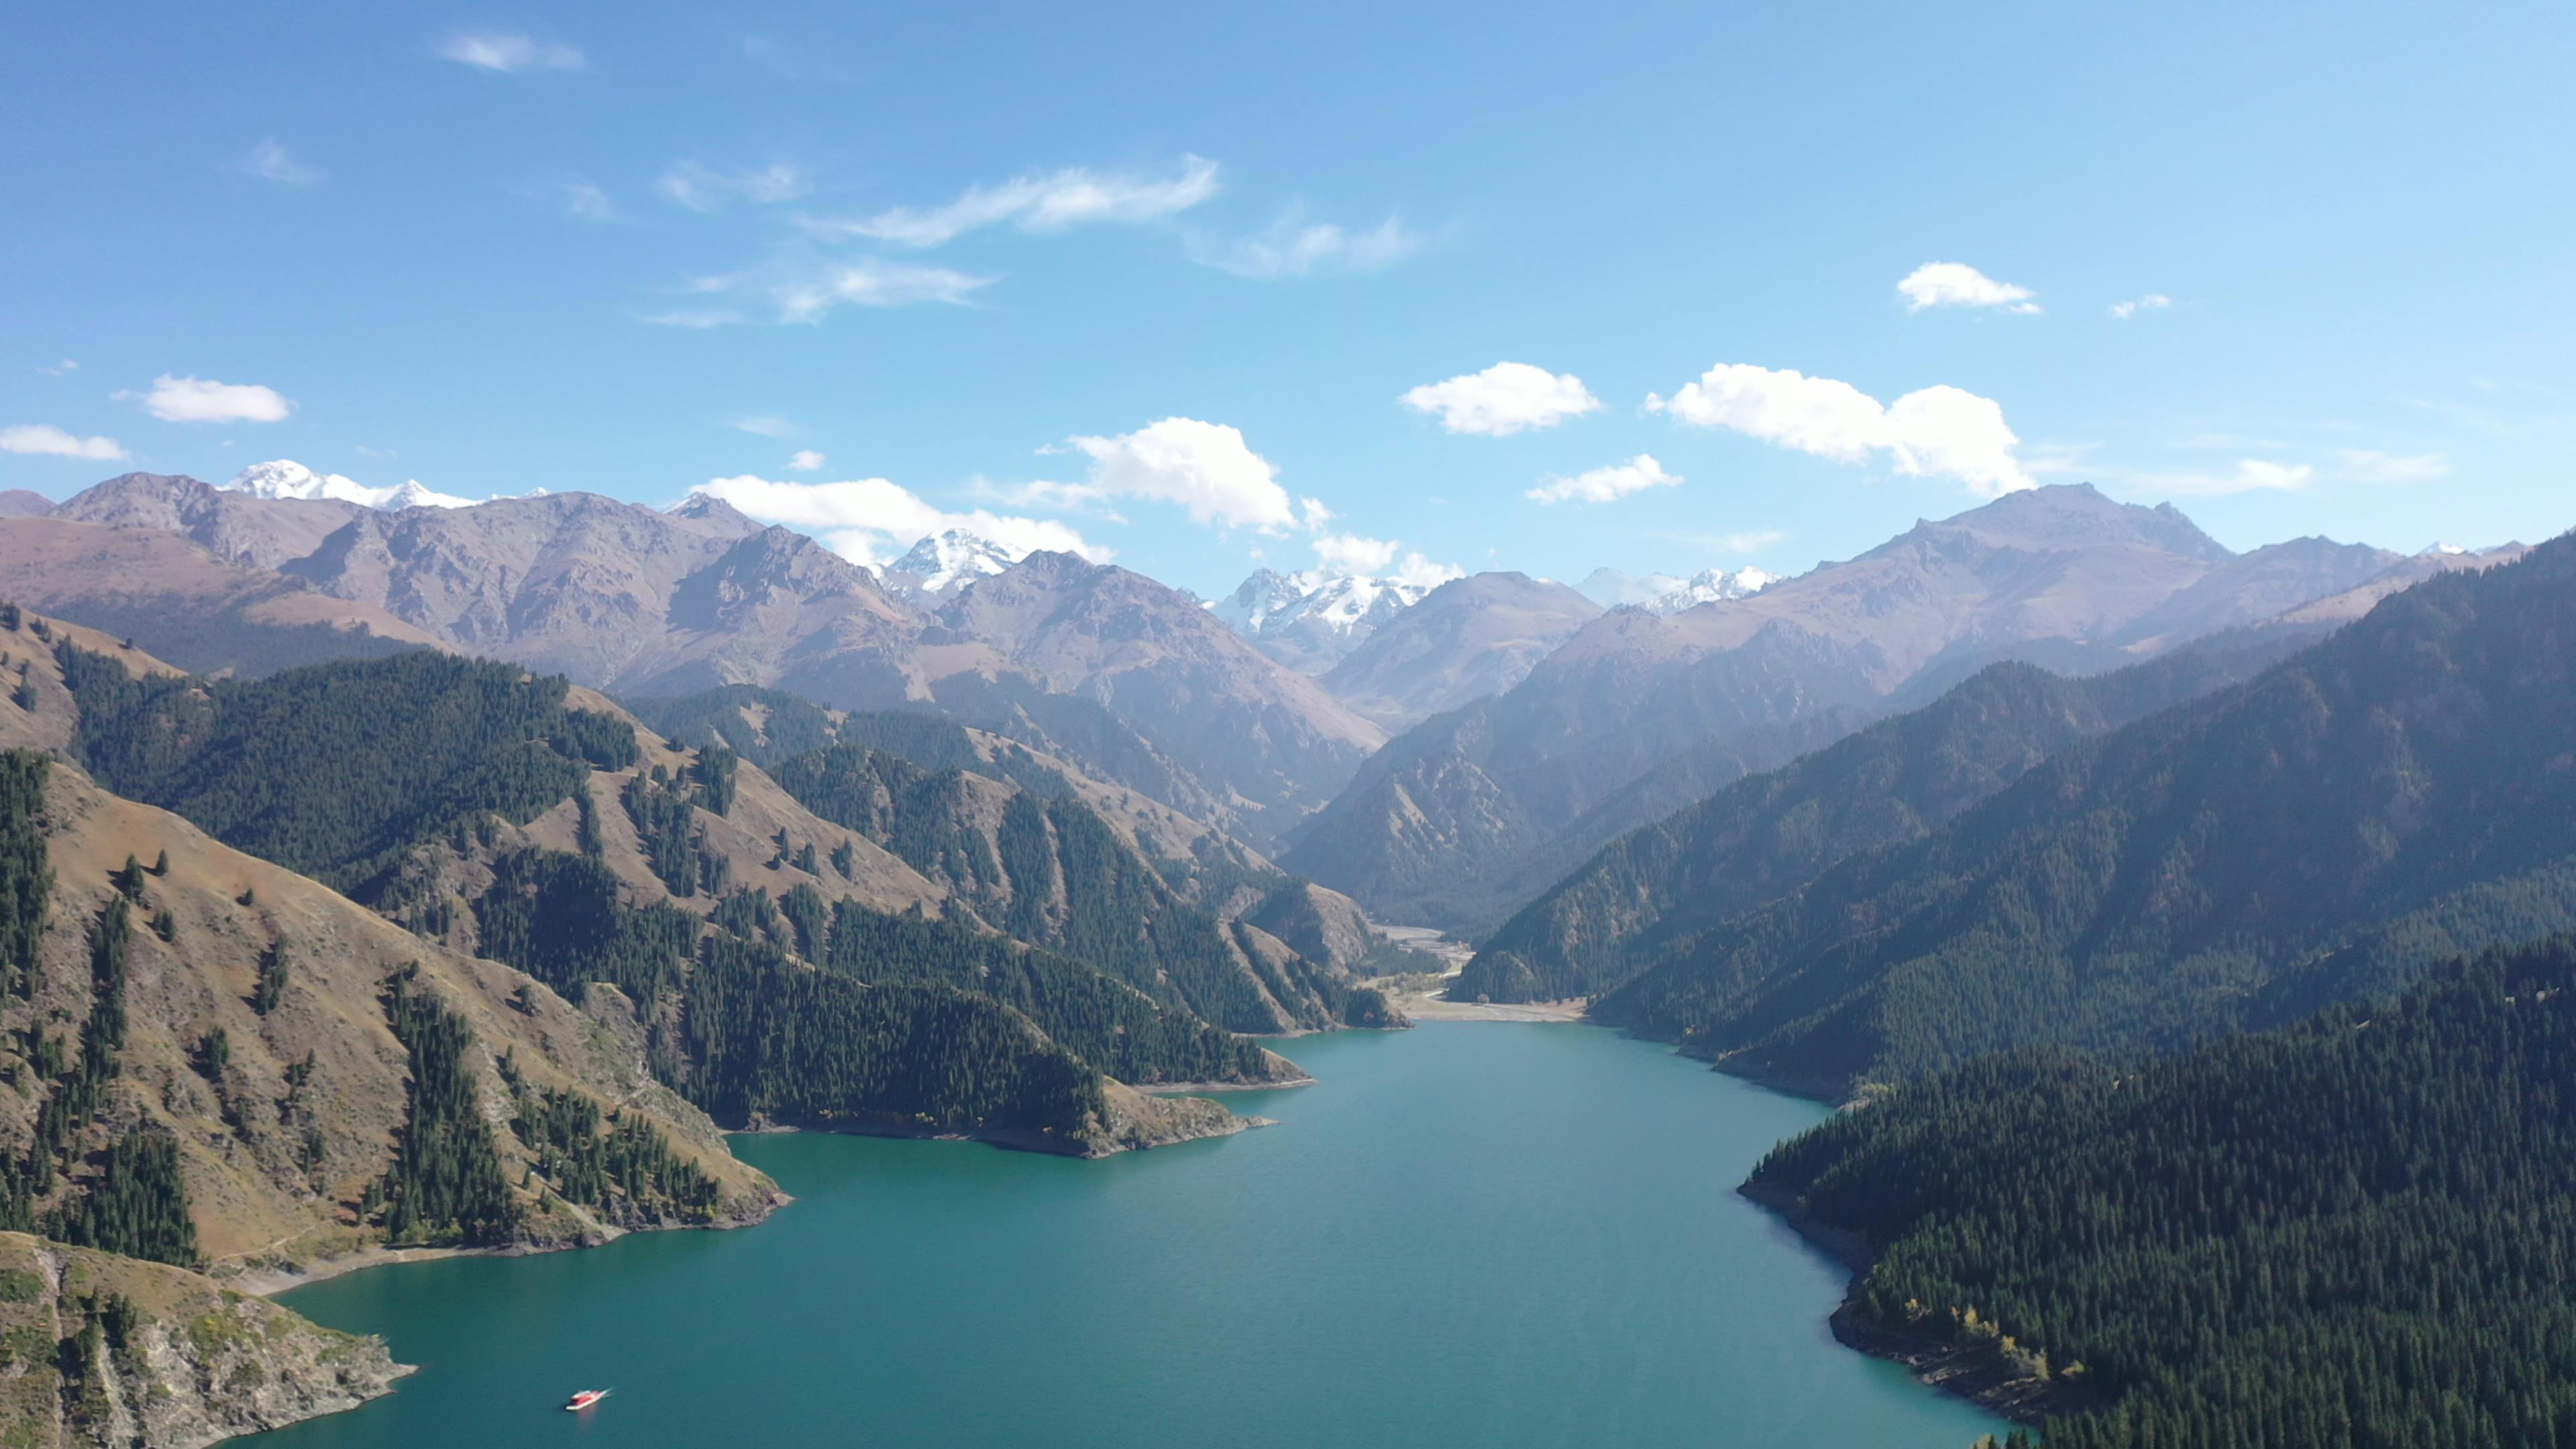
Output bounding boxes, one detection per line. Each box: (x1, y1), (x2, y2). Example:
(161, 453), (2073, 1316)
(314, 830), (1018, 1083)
(1738, 1179), (2079, 1428)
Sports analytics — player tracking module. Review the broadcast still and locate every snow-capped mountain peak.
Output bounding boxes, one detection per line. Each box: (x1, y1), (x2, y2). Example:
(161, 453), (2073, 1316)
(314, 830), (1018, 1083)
(1210, 567), (1436, 672)
(225, 460), (473, 511)
(1575, 565), (1776, 615)
(881, 529), (1018, 598)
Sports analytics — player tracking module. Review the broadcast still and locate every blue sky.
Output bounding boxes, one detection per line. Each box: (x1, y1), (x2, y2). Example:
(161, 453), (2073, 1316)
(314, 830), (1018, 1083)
(4, 1), (2571, 596)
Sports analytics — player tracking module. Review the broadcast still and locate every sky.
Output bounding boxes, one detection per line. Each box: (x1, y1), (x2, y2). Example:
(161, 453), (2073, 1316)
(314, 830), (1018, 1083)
(4, 1), (2573, 598)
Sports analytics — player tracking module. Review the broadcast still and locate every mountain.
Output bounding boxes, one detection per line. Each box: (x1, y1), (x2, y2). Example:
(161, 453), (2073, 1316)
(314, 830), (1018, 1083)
(1459, 627), (2328, 1004)
(50, 471), (364, 570)
(1210, 568), (1434, 673)
(1750, 934), (2576, 1449)
(878, 529), (1016, 602)
(0, 517), (442, 676)
(1595, 531), (2576, 1093)
(1317, 572), (1602, 731)
(935, 551), (1387, 839)
(15, 474), (1378, 849)
(1574, 566), (1775, 614)
(0, 490), (51, 519)
(225, 458), (474, 511)
(1283, 486), (2414, 931)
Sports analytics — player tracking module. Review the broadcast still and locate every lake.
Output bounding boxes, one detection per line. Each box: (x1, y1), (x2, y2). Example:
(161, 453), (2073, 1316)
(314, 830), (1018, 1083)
(253, 1022), (2000, 1448)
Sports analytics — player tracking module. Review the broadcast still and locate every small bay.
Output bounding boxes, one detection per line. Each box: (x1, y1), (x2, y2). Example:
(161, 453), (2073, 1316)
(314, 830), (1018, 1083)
(255, 1023), (1998, 1448)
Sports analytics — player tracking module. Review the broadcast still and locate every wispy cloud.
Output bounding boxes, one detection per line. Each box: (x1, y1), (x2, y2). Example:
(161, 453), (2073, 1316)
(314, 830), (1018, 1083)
(1187, 209), (1424, 278)
(2097, 459), (2316, 497)
(731, 417), (797, 439)
(639, 308), (747, 330)
(1402, 362), (1601, 436)
(241, 140), (322, 187)
(2334, 448), (2451, 484)
(1898, 262), (2040, 314)
(657, 160), (812, 213)
(802, 156), (1221, 248)
(441, 32), (585, 72)
(0, 423), (126, 460)
(121, 374), (293, 424)
(1525, 454), (1682, 506)
(36, 359), (76, 377)
(560, 180), (621, 222)
(652, 257), (994, 327)
(2109, 292), (2173, 320)
(1648, 363), (2033, 497)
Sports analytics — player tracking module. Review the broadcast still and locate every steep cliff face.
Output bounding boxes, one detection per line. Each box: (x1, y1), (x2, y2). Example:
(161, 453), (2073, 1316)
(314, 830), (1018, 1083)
(0, 1232), (407, 1448)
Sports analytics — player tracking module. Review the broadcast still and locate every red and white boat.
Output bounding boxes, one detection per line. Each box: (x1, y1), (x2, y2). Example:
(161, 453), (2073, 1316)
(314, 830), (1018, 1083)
(564, 1389), (610, 1412)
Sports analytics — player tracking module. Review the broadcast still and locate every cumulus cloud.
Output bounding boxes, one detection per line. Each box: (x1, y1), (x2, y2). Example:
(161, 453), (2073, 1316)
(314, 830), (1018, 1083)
(1063, 417), (1297, 531)
(1646, 364), (2033, 496)
(787, 449), (826, 472)
(2334, 448), (2451, 484)
(692, 474), (1105, 569)
(1187, 211), (1424, 278)
(802, 155), (1220, 248)
(441, 32), (585, 72)
(1897, 262), (2040, 314)
(2109, 293), (2173, 319)
(1525, 453), (1683, 506)
(242, 140), (322, 187)
(125, 374), (293, 424)
(1311, 533), (1460, 588)
(657, 160), (812, 213)
(1401, 362), (1601, 436)
(0, 424), (126, 460)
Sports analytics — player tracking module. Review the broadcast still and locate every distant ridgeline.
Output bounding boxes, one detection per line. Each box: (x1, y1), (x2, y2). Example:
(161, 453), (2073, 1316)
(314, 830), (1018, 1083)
(1459, 627), (2320, 1006)
(1754, 934), (2576, 1449)
(48, 645), (1336, 1148)
(1583, 532), (2576, 1094)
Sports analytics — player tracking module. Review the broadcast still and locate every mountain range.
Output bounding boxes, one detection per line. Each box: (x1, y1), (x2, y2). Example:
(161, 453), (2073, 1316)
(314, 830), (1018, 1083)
(1277, 485), (2425, 930)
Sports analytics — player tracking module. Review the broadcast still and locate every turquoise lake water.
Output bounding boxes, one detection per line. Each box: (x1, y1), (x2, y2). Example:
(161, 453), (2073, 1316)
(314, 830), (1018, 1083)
(254, 1022), (1999, 1448)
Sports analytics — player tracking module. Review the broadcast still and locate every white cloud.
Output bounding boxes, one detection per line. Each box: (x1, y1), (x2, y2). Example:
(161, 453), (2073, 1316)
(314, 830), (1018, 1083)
(242, 140), (322, 187)
(787, 449), (826, 472)
(441, 32), (585, 72)
(1525, 453), (1682, 505)
(771, 258), (994, 322)
(125, 374), (293, 424)
(2334, 448), (2451, 484)
(731, 416), (797, 439)
(36, 359), (76, 376)
(970, 476), (1114, 515)
(2109, 293), (2174, 319)
(0, 424), (126, 460)
(1897, 262), (2040, 314)
(802, 155), (1220, 248)
(657, 160), (812, 213)
(559, 180), (621, 222)
(1188, 211), (1424, 278)
(1401, 362), (1601, 436)
(2112, 459), (2316, 497)
(1646, 363), (2033, 496)
(639, 308), (746, 329)
(691, 474), (1105, 570)
(1064, 417), (1297, 531)
(1311, 532), (1460, 588)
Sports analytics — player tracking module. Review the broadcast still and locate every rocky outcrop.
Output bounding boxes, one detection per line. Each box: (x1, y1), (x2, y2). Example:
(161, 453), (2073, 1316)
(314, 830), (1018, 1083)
(0, 1232), (408, 1448)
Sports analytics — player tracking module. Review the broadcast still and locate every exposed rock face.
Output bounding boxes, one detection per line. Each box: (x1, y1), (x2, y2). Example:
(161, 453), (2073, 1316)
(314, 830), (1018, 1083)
(50, 472), (362, 571)
(878, 529), (1016, 602)
(1319, 572), (1602, 730)
(0, 1233), (409, 1449)
(1285, 486), (2417, 930)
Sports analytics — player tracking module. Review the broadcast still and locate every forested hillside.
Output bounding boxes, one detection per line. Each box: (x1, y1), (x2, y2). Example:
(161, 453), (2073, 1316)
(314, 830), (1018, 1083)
(1750, 934), (2576, 1448)
(1597, 533), (2576, 1091)
(768, 739), (1397, 1034)
(1462, 628), (2321, 1004)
